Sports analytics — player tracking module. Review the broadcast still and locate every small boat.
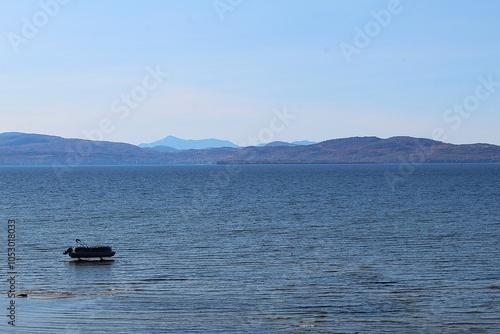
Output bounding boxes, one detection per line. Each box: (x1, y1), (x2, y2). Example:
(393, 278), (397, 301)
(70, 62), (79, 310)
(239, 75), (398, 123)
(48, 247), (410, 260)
(64, 239), (115, 260)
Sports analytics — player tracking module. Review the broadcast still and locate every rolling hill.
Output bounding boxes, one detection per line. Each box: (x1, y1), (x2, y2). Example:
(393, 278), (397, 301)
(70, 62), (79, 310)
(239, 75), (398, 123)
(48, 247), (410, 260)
(0, 132), (164, 165)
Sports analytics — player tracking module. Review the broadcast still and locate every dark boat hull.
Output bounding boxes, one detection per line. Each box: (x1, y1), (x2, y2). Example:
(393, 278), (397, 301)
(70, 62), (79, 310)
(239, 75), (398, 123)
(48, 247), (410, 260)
(69, 251), (115, 258)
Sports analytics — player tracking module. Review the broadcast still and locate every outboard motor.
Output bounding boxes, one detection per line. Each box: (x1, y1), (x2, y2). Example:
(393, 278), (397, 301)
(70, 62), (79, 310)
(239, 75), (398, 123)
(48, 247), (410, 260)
(63, 247), (73, 255)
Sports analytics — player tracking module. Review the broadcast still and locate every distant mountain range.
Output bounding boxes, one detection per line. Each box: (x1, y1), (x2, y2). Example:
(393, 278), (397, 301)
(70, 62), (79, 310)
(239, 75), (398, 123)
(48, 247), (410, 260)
(139, 135), (316, 150)
(1, 132), (499, 165)
(139, 135), (239, 150)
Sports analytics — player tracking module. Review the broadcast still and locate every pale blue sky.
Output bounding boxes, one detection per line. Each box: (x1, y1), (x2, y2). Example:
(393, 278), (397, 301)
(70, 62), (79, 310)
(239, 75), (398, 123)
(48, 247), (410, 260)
(1, 0), (499, 145)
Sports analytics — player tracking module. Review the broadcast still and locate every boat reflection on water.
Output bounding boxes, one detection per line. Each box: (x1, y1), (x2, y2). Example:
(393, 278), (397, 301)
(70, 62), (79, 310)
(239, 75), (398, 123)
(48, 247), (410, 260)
(67, 259), (115, 265)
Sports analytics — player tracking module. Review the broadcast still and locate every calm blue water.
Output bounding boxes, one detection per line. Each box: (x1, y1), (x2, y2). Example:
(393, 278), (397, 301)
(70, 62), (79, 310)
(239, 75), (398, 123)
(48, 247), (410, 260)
(1, 164), (499, 333)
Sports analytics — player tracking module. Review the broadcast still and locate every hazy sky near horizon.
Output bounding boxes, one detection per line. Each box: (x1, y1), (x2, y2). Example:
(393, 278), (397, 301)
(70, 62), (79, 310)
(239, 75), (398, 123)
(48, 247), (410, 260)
(1, 0), (499, 145)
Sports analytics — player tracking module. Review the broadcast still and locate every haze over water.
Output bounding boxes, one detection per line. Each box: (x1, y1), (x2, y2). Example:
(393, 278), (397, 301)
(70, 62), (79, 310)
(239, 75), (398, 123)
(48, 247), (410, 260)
(1, 164), (499, 333)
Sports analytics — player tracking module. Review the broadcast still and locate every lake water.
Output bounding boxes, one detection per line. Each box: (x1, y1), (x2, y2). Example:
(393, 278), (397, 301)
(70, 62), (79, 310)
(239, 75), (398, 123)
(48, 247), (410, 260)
(1, 164), (499, 333)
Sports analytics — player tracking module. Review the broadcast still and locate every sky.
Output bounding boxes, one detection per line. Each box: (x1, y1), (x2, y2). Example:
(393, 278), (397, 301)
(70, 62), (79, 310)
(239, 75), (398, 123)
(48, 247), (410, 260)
(1, 0), (499, 146)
